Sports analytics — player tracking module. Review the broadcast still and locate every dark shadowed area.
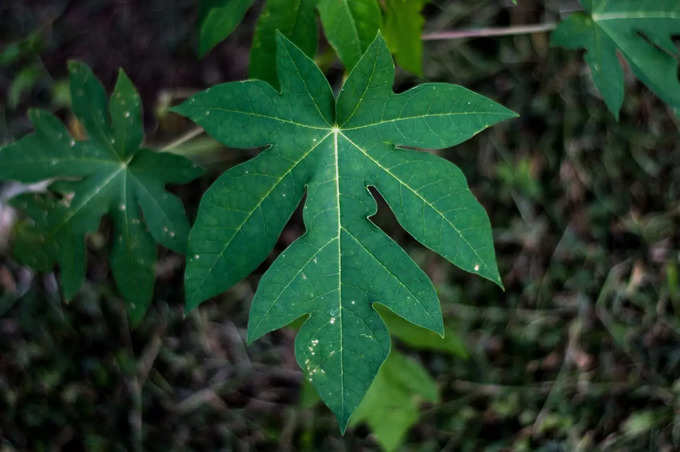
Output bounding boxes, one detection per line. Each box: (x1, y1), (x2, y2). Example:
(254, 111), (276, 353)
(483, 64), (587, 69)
(1, 0), (679, 450)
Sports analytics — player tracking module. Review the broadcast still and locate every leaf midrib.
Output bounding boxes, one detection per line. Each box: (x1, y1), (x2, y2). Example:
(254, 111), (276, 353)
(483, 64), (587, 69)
(342, 111), (513, 131)
(340, 225), (433, 321)
(45, 165), (126, 240)
(338, 130), (492, 278)
(592, 11), (680, 22)
(206, 107), (329, 130)
(189, 131), (333, 296)
(332, 127), (345, 421)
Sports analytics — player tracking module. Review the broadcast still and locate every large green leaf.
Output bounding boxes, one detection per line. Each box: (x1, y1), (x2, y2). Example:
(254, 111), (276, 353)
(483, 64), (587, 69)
(551, 0), (680, 119)
(0, 62), (202, 324)
(350, 351), (439, 451)
(381, 0), (428, 76)
(173, 32), (515, 430)
(250, 0), (319, 88)
(197, 0), (255, 57)
(317, 0), (381, 70)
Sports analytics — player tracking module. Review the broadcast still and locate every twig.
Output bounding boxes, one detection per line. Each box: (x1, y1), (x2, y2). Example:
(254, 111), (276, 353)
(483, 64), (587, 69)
(532, 312), (582, 435)
(422, 23), (557, 41)
(161, 127), (204, 151)
(137, 325), (165, 384)
(117, 303), (143, 452)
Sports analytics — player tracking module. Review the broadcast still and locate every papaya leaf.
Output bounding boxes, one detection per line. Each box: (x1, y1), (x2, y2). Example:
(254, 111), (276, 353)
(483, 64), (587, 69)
(0, 62), (203, 324)
(197, 0), (255, 57)
(250, 0), (319, 89)
(317, 0), (381, 70)
(551, 0), (680, 119)
(381, 0), (428, 76)
(173, 32), (515, 430)
(350, 351), (439, 451)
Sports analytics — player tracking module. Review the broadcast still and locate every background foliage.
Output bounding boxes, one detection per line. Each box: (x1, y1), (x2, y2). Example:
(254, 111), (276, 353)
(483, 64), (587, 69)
(1, 0), (680, 450)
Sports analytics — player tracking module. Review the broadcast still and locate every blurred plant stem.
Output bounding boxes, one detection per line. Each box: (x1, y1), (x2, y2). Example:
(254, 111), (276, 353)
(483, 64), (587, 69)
(422, 23), (557, 41)
(162, 127), (205, 151)
(118, 302), (143, 452)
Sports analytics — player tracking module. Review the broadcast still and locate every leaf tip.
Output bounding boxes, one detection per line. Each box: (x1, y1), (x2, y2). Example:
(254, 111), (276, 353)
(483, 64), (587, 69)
(184, 294), (201, 316)
(429, 313), (446, 338)
(337, 413), (351, 435)
(495, 276), (505, 292)
(115, 67), (132, 84)
(274, 28), (292, 48)
(129, 307), (146, 328)
(368, 29), (389, 53)
(245, 324), (263, 346)
(26, 107), (43, 123)
(168, 102), (190, 119)
(67, 60), (92, 78)
(196, 42), (211, 59)
(66, 59), (81, 72)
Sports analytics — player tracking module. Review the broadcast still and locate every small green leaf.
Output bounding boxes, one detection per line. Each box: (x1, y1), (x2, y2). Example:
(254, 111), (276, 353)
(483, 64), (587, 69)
(551, 0), (680, 118)
(0, 62), (203, 324)
(8, 63), (43, 109)
(622, 410), (660, 437)
(0, 30), (44, 66)
(197, 0), (255, 57)
(381, 0), (428, 75)
(174, 32), (514, 430)
(317, 0), (381, 70)
(250, 0), (319, 88)
(350, 351), (439, 451)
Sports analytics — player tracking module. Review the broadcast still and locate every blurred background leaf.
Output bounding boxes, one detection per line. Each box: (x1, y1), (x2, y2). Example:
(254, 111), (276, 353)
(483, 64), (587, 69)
(197, 0), (254, 57)
(350, 351), (439, 451)
(1, 0), (679, 450)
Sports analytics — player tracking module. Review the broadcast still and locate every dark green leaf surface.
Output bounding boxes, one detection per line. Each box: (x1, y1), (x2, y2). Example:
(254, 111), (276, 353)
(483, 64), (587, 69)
(197, 0), (255, 57)
(381, 0), (428, 76)
(250, 0), (319, 88)
(551, 0), (680, 118)
(317, 0), (381, 70)
(0, 62), (202, 324)
(174, 33), (515, 429)
(350, 351), (439, 451)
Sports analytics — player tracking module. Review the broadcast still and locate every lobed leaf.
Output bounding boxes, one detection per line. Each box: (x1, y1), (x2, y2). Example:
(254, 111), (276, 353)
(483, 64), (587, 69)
(551, 0), (680, 119)
(174, 32), (515, 430)
(0, 62), (202, 324)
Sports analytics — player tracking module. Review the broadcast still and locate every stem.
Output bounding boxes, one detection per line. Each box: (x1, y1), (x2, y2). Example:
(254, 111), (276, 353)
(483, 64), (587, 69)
(422, 23), (557, 41)
(117, 302), (144, 452)
(161, 127), (204, 151)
